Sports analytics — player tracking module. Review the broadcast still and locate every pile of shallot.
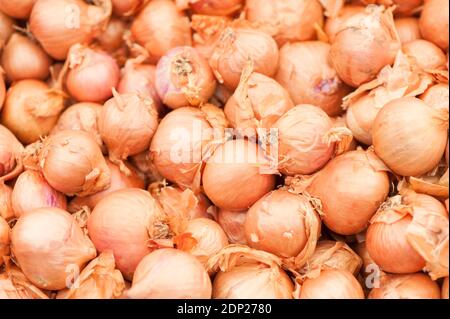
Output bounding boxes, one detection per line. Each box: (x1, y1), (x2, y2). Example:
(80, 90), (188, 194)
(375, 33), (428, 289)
(0, 0), (448, 300)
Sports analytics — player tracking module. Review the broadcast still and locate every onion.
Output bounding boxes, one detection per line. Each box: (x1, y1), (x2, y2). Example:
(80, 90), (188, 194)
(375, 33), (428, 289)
(443, 277), (449, 299)
(306, 149), (390, 235)
(275, 41), (351, 116)
(0, 79), (66, 144)
(68, 160), (144, 212)
(96, 18), (126, 53)
(125, 248), (212, 299)
(0, 263), (49, 299)
(298, 269), (365, 299)
(301, 241), (363, 276)
(0, 0), (36, 19)
(419, 0), (449, 50)
(155, 46), (217, 109)
(51, 102), (103, 149)
(149, 183), (211, 233)
(1, 33), (52, 82)
(209, 27), (279, 90)
(0, 10), (13, 49)
(403, 40), (447, 71)
(395, 17), (421, 44)
(11, 170), (67, 218)
(245, 188), (321, 269)
(56, 251), (125, 299)
(30, 130), (111, 196)
(206, 245), (294, 299)
(420, 83), (449, 111)
(99, 91), (158, 168)
(203, 139), (275, 211)
(87, 188), (168, 280)
(150, 105), (228, 192)
(324, 5), (366, 43)
(29, 0), (112, 60)
(369, 273), (441, 299)
(174, 218), (228, 262)
(111, 0), (143, 16)
(11, 207), (97, 290)
(0, 216), (9, 266)
(359, 0), (423, 16)
(245, 0), (324, 46)
(217, 208), (247, 244)
(0, 183), (13, 220)
(186, 0), (243, 16)
(65, 45), (120, 103)
(372, 97), (448, 176)
(131, 0), (192, 63)
(0, 125), (24, 183)
(273, 105), (346, 176)
(366, 194), (443, 274)
(118, 61), (163, 113)
(224, 66), (294, 135)
(330, 6), (400, 87)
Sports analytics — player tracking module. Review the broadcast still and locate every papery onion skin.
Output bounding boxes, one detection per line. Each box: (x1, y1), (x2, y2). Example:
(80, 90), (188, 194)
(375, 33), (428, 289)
(118, 63), (163, 114)
(155, 46), (217, 109)
(299, 269), (365, 299)
(87, 188), (165, 280)
(0, 183), (13, 220)
(274, 104), (335, 175)
(275, 42), (351, 116)
(37, 130), (111, 197)
(189, 0), (243, 16)
(10, 207), (97, 290)
(51, 102), (103, 149)
(1, 33), (52, 82)
(0, 216), (9, 266)
(12, 170), (67, 218)
(212, 263), (294, 299)
(0, 0), (36, 19)
(304, 241), (363, 276)
(245, 0), (324, 46)
(0, 265), (49, 299)
(209, 27), (279, 90)
(217, 208), (247, 245)
(56, 251), (125, 299)
(29, 0), (111, 60)
(176, 218), (228, 261)
(203, 139), (275, 211)
(419, 0), (449, 50)
(131, 0), (192, 63)
(403, 39), (447, 71)
(68, 160), (144, 212)
(372, 97), (448, 177)
(307, 150), (390, 235)
(0, 79), (65, 144)
(0, 124), (24, 183)
(395, 17), (421, 44)
(245, 189), (320, 260)
(369, 273), (441, 299)
(66, 46), (120, 103)
(324, 5), (366, 43)
(150, 106), (226, 191)
(224, 72), (294, 134)
(330, 6), (400, 87)
(99, 92), (159, 163)
(443, 277), (449, 299)
(126, 248), (212, 299)
(0, 72), (5, 110)
(420, 83), (449, 111)
(96, 18), (126, 53)
(111, 0), (143, 16)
